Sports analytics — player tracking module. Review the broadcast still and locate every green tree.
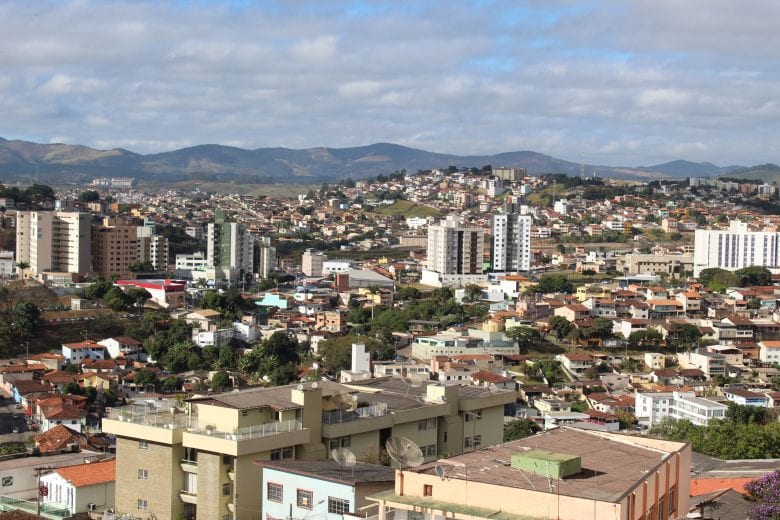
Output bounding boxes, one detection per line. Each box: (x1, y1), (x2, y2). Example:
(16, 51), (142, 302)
(217, 344), (237, 370)
(734, 266), (772, 287)
(591, 318), (615, 340)
(670, 324), (702, 351)
(85, 279), (113, 299)
(162, 376), (182, 393)
(12, 301), (41, 340)
(698, 268), (739, 292)
(211, 371), (231, 392)
(628, 329), (664, 350)
(134, 369), (159, 390)
(463, 284), (483, 303)
(548, 316), (574, 341)
(269, 364), (298, 386)
(532, 274), (574, 294)
(78, 190), (101, 202)
(503, 419), (541, 441)
(505, 326), (540, 354)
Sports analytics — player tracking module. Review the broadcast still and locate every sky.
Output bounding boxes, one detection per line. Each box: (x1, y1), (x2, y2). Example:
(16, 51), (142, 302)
(0, 0), (778, 167)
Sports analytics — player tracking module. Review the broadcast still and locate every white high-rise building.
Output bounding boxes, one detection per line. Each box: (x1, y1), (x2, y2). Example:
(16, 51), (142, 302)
(426, 215), (485, 275)
(693, 220), (780, 277)
(207, 209), (254, 286)
(256, 236), (276, 279)
(492, 208), (532, 273)
(301, 248), (326, 277)
(16, 211), (91, 277)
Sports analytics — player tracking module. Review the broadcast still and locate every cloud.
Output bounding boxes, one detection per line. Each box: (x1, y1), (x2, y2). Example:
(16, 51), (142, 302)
(0, 0), (777, 166)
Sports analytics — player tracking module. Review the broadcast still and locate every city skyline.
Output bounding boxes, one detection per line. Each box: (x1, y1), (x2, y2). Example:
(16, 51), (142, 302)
(1, 1), (778, 166)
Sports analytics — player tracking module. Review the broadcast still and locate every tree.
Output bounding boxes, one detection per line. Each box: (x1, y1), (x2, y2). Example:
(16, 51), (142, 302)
(463, 284), (483, 303)
(745, 471), (780, 520)
(12, 301), (41, 340)
(628, 329), (664, 350)
(698, 268), (739, 292)
(735, 266), (772, 287)
(135, 369), (159, 390)
(503, 419), (541, 441)
(548, 316), (574, 341)
(536, 359), (562, 385)
(670, 324), (702, 351)
(505, 326), (540, 354)
(85, 279), (113, 299)
(78, 190), (101, 202)
(269, 364), (298, 386)
(211, 371), (231, 392)
(590, 318), (615, 340)
(396, 286), (421, 301)
(532, 274), (574, 294)
(162, 376), (182, 393)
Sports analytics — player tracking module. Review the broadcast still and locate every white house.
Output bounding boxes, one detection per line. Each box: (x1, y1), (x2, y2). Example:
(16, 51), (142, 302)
(758, 340), (780, 364)
(39, 458), (116, 516)
(61, 340), (106, 364)
(97, 336), (142, 360)
(259, 460), (395, 520)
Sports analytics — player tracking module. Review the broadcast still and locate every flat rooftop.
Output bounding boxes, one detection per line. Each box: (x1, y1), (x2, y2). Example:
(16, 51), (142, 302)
(257, 460), (395, 485)
(412, 427), (680, 503)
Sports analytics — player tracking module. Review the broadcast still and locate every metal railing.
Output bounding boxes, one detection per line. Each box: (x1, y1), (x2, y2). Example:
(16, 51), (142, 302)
(187, 418), (303, 440)
(106, 407), (192, 429)
(0, 496), (70, 519)
(322, 403), (389, 424)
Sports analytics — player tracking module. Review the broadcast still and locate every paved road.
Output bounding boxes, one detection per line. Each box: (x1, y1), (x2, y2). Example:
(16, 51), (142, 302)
(0, 395), (35, 443)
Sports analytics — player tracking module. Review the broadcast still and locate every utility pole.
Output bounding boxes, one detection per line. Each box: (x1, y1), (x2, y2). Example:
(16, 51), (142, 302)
(21, 342), (29, 361)
(34, 466), (49, 515)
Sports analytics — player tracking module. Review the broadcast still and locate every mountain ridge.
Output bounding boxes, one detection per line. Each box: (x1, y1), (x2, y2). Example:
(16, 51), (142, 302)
(0, 137), (749, 183)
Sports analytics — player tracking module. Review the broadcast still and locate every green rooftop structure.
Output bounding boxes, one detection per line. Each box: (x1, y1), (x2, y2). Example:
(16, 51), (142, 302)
(511, 450), (582, 479)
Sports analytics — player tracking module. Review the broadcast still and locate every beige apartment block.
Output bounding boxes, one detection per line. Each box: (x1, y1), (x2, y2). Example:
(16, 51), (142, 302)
(16, 210), (91, 277)
(370, 427), (691, 520)
(102, 378), (514, 520)
(92, 217), (139, 280)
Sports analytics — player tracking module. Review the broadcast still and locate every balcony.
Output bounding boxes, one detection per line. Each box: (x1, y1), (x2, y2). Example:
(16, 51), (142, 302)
(179, 490), (197, 504)
(322, 403), (394, 437)
(183, 419), (309, 456)
(102, 406), (193, 444)
(180, 459), (198, 473)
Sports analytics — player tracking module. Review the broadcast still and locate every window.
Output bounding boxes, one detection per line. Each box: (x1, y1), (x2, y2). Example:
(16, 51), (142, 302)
(267, 482), (283, 502)
(137, 499), (148, 511)
(183, 447), (198, 463)
(329, 437), (351, 451)
(223, 483), (233, 496)
(465, 410), (482, 421)
(668, 485), (677, 516)
(137, 469), (148, 480)
(138, 440), (148, 450)
(223, 455), (233, 466)
(297, 489), (313, 509)
(328, 497), (350, 515)
(420, 444), (436, 457)
(464, 436), (482, 449)
(418, 417), (437, 431)
(423, 485), (433, 497)
(270, 446), (294, 460)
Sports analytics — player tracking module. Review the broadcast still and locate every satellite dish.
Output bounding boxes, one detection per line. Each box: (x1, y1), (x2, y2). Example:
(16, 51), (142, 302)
(311, 382), (319, 389)
(488, 383), (498, 393)
(331, 447), (357, 467)
(385, 436), (424, 468)
(297, 384), (304, 391)
(408, 373), (424, 388)
(435, 464), (447, 480)
(344, 394), (358, 411)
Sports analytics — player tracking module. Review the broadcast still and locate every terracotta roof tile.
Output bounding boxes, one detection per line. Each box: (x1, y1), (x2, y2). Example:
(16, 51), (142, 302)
(53, 459), (116, 487)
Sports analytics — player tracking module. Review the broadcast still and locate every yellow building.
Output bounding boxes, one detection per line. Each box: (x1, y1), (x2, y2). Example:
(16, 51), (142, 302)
(575, 284), (610, 302)
(370, 427), (691, 520)
(102, 378), (514, 520)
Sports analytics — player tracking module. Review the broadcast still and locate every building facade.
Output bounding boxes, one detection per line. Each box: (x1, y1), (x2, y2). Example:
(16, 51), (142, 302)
(207, 209), (254, 285)
(491, 208), (531, 273)
(424, 215), (485, 287)
(16, 211), (91, 277)
(92, 217), (139, 280)
(693, 220), (780, 277)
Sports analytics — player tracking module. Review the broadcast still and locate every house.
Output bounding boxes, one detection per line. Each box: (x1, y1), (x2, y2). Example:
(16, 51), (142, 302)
(98, 336), (143, 360)
(469, 370), (515, 390)
(758, 340), (780, 364)
(556, 353), (594, 375)
(615, 318), (648, 339)
(77, 372), (113, 391)
(724, 388), (770, 408)
(185, 308), (223, 330)
(677, 349), (726, 380)
(646, 299), (684, 319)
(553, 304), (591, 323)
(259, 460), (395, 520)
(36, 398), (85, 433)
(61, 340), (106, 364)
(367, 427), (691, 520)
(39, 459), (116, 516)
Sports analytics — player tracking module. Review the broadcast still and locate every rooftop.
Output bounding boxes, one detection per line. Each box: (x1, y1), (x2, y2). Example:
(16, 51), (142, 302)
(50, 458), (116, 487)
(257, 460), (395, 485)
(410, 427), (684, 503)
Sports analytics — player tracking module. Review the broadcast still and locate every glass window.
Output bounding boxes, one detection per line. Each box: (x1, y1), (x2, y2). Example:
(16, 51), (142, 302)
(138, 440), (148, 450)
(137, 499), (148, 511)
(328, 497), (349, 515)
(267, 483), (283, 503)
(223, 483), (232, 496)
(297, 489), (313, 509)
(137, 469), (148, 480)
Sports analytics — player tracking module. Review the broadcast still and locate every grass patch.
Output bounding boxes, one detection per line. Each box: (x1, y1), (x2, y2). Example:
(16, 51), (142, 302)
(373, 200), (442, 218)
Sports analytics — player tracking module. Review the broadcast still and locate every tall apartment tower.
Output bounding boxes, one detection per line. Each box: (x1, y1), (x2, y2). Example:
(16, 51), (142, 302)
(693, 220), (780, 277)
(207, 209), (253, 285)
(256, 236), (276, 279)
(426, 215), (484, 275)
(492, 206), (532, 273)
(137, 225), (169, 271)
(92, 217), (139, 280)
(301, 248), (326, 277)
(16, 211), (91, 277)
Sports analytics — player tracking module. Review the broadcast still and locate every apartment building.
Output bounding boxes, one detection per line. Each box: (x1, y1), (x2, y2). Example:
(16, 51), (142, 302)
(491, 207), (531, 273)
(368, 427), (691, 520)
(422, 215), (486, 287)
(208, 209), (254, 285)
(693, 220), (780, 277)
(634, 391), (727, 427)
(137, 225), (169, 271)
(302, 248), (327, 277)
(92, 217), (139, 279)
(101, 379), (514, 520)
(16, 210), (91, 277)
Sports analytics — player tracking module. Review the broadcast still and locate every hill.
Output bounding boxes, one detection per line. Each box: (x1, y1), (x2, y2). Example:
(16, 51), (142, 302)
(0, 137), (750, 184)
(719, 163), (780, 183)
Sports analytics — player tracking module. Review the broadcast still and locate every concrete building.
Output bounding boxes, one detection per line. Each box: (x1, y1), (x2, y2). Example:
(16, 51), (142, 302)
(92, 217), (139, 280)
(618, 252), (694, 278)
(256, 236), (276, 279)
(260, 460), (394, 520)
(207, 209), (254, 286)
(0, 249), (14, 278)
(16, 211), (91, 278)
(677, 349), (726, 380)
(101, 379), (514, 520)
(116, 279), (186, 309)
(422, 215), (486, 287)
(491, 207), (531, 273)
(137, 225), (169, 271)
(693, 220), (780, 277)
(302, 248), (327, 277)
(369, 427), (691, 520)
(492, 167), (526, 182)
(634, 391), (727, 427)
(758, 340), (780, 364)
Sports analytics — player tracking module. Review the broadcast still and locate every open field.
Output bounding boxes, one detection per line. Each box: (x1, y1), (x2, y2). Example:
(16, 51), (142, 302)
(373, 200), (442, 218)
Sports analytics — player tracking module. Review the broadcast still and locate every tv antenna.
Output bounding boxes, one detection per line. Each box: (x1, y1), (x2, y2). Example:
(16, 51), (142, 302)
(385, 435), (424, 470)
(331, 447), (357, 477)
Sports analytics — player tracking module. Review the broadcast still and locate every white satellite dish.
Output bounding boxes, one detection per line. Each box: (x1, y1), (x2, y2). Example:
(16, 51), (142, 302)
(297, 384), (304, 391)
(311, 382), (319, 389)
(331, 447), (357, 477)
(435, 464), (447, 480)
(488, 383), (498, 393)
(385, 436), (424, 469)
(408, 373), (424, 388)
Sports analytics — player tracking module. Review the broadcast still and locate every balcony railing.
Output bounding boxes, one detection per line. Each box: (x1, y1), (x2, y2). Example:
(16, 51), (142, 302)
(322, 403), (389, 424)
(106, 406), (192, 429)
(187, 418), (303, 440)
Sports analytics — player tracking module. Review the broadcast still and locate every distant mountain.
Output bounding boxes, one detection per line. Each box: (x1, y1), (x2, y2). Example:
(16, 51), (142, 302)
(0, 137), (750, 184)
(720, 163), (780, 183)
